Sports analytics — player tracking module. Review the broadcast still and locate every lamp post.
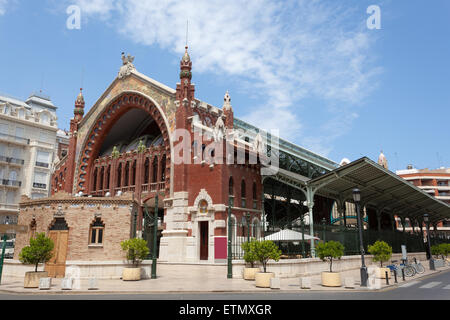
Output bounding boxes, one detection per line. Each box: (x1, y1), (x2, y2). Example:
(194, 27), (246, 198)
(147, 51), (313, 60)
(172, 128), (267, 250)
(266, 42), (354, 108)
(151, 194), (158, 279)
(353, 188), (368, 287)
(245, 212), (251, 243)
(321, 217), (326, 243)
(227, 198), (233, 279)
(424, 214), (435, 271)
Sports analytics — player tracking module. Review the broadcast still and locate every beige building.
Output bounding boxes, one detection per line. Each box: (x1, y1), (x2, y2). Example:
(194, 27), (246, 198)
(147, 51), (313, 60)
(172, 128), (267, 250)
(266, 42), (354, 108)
(0, 92), (59, 226)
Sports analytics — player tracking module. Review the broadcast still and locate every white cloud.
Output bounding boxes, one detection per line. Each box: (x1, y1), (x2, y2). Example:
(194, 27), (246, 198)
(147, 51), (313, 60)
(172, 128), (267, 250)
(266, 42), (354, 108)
(70, 0), (381, 157)
(0, 0), (9, 15)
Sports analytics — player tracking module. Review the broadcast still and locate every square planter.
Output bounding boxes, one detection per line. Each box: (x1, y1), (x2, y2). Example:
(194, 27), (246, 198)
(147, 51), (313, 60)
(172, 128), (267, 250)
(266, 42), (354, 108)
(24, 271), (49, 288)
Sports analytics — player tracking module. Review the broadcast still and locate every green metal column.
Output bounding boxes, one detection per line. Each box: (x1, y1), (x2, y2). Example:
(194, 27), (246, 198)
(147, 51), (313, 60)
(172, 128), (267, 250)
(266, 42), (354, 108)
(227, 201), (232, 279)
(300, 213), (306, 258)
(306, 186), (315, 258)
(0, 234), (7, 285)
(151, 194), (158, 279)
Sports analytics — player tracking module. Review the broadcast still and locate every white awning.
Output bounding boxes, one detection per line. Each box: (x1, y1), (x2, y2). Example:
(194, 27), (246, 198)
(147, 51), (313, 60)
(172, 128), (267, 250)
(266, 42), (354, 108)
(264, 229), (320, 241)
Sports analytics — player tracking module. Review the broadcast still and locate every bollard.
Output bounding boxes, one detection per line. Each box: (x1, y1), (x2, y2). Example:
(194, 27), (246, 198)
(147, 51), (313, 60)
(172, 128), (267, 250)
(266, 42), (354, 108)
(402, 268), (405, 281)
(394, 269), (398, 283)
(385, 271), (389, 285)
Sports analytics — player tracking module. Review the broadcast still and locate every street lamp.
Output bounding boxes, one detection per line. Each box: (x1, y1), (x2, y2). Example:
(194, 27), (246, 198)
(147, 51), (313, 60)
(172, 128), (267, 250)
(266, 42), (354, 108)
(423, 214), (435, 271)
(353, 188), (368, 287)
(245, 212), (251, 243)
(321, 217), (327, 242)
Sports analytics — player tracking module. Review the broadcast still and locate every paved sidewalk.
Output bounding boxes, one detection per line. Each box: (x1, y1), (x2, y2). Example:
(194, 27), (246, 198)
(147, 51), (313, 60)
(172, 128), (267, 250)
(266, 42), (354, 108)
(0, 262), (448, 295)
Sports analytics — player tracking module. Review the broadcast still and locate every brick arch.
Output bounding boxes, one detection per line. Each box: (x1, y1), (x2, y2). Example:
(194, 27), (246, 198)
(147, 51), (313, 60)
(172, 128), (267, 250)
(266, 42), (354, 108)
(76, 92), (171, 194)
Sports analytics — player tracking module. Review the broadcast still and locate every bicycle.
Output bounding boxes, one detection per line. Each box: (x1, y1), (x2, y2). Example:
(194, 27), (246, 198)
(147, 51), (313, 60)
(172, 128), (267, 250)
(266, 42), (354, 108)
(387, 259), (416, 277)
(411, 257), (425, 274)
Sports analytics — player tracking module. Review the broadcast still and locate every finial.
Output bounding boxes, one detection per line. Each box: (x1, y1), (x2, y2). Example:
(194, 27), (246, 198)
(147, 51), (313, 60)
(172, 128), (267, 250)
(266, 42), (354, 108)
(223, 90), (232, 111)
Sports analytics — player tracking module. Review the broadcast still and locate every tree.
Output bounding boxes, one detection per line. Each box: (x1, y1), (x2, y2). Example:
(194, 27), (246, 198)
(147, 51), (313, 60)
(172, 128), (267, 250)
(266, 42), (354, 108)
(316, 241), (345, 273)
(121, 238), (150, 267)
(19, 233), (54, 272)
(241, 240), (258, 268)
(368, 240), (392, 267)
(253, 240), (282, 273)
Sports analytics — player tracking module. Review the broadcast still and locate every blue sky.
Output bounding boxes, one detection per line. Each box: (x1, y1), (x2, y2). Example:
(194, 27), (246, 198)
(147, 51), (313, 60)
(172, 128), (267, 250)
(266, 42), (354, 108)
(0, 0), (449, 172)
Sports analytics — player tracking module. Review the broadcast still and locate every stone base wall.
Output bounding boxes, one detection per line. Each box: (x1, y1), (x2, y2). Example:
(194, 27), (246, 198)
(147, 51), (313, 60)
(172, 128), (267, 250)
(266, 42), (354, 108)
(3, 260), (153, 279)
(232, 252), (428, 278)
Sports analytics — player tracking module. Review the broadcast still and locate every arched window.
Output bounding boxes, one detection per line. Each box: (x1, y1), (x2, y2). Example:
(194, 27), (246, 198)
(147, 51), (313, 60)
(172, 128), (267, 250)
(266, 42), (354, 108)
(152, 156), (158, 183)
(124, 162), (130, 186)
(89, 218), (105, 245)
(131, 160), (136, 186)
(117, 163), (122, 187)
(92, 167), (98, 191)
(252, 182), (257, 209)
(105, 166), (110, 190)
(99, 167), (104, 190)
(241, 180), (246, 208)
(144, 158), (149, 184)
(161, 155), (166, 181)
(228, 177), (234, 206)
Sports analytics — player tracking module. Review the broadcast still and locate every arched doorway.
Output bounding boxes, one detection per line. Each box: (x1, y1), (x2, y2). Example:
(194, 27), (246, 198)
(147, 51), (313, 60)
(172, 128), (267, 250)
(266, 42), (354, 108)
(45, 217), (69, 278)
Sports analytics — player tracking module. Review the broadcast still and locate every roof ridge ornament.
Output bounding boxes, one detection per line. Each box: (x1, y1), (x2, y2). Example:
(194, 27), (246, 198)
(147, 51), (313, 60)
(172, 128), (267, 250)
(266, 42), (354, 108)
(223, 90), (232, 111)
(118, 52), (136, 79)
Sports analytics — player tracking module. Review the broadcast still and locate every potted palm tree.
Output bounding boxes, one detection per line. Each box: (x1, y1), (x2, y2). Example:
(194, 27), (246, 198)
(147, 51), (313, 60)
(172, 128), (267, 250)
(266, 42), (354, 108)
(253, 240), (282, 288)
(368, 240), (392, 279)
(120, 238), (150, 281)
(241, 240), (259, 280)
(316, 240), (344, 287)
(19, 232), (54, 288)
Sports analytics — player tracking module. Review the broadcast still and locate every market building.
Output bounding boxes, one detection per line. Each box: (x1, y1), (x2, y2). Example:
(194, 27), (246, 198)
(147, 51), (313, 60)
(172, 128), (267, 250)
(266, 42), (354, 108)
(11, 49), (450, 279)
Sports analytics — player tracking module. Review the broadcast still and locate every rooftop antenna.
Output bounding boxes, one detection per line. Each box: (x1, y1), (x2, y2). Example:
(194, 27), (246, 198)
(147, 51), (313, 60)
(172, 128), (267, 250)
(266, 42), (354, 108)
(185, 19), (189, 48)
(81, 67), (85, 90)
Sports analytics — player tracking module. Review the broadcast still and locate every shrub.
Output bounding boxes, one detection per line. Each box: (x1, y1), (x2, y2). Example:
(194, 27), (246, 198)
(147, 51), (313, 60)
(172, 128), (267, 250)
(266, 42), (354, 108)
(19, 233), (54, 272)
(368, 240), (392, 268)
(432, 243), (450, 260)
(241, 240), (258, 268)
(431, 244), (443, 259)
(253, 240), (282, 273)
(316, 241), (345, 273)
(120, 238), (150, 267)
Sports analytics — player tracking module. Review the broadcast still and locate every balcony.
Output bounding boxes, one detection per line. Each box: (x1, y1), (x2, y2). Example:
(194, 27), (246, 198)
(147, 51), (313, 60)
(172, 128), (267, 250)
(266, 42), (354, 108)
(35, 161), (49, 168)
(32, 182), (47, 189)
(0, 214), (18, 224)
(0, 132), (30, 145)
(0, 156), (24, 165)
(1, 179), (22, 187)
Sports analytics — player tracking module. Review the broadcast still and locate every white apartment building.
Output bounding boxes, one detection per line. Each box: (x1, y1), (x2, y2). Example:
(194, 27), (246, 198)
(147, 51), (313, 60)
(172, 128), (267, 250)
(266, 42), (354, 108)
(0, 92), (59, 225)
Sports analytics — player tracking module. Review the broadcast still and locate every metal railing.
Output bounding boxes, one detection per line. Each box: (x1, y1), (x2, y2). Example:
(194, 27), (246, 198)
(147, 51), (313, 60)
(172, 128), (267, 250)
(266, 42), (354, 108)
(230, 219), (429, 259)
(32, 182), (47, 189)
(35, 161), (49, 168)
(1, 179), (21, 187)
(0, 215), (18, 225)
(0, 156), (24, 165)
